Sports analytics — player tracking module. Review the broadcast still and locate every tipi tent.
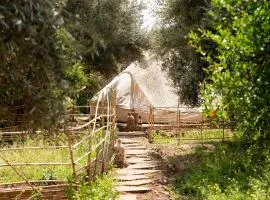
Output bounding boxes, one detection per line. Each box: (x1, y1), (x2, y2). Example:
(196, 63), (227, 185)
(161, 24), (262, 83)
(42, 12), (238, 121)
(90, 54), (201, 123)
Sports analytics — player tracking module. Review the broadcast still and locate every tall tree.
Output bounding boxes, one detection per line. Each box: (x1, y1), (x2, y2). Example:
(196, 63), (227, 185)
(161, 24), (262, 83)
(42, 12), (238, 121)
(64, 0), (147, 106)
(0, 0), (146, 128)
(152, 0), (210, 106)
(190, 0), (270, 146)
(65, 0), (147, 77)
(0, 0), (68, 128)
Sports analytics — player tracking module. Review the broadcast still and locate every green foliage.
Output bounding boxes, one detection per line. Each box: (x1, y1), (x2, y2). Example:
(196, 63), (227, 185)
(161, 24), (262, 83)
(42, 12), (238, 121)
(0, 0), (68, 128)
(67, 171), (118, 200)
(0, 133), (72, 183)
(41, 169), (57, 181)
(152, 0), (211, 106)
(0, 0), (146, 128)
(189, 0), (270, 145)
(65, 0), (147, 77)
(175, 142), (270, 199)
(65, 64), (88, 92)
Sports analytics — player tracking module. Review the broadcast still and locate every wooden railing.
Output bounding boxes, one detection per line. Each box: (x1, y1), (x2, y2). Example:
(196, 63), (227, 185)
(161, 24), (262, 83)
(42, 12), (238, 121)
(148, 106), (235, 142)
(0, 90), (117, 193)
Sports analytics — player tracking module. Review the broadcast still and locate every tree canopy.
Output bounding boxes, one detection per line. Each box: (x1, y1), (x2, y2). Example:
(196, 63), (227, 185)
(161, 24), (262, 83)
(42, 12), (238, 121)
(152, 0), (210, 106)
(190, 0), (270, 146)
(0, 0), (146, 128)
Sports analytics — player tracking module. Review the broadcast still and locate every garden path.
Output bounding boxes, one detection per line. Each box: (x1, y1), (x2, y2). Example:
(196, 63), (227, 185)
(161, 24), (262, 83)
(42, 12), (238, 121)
(115, 132), (170, 200)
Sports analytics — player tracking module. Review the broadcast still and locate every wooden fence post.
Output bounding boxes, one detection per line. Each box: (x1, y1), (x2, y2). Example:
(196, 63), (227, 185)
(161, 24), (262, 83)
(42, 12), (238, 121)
(177, 105), (181, 146)
(148, 105), (153, 142)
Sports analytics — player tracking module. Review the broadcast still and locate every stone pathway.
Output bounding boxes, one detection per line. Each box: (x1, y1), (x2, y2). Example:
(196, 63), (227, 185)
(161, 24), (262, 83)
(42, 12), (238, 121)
(115, 132), (162, 200)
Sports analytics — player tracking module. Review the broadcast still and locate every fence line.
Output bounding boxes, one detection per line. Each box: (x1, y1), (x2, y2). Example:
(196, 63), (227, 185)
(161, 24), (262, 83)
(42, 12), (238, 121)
(0, 89), (117, 186)
(148, 106), (235, 142)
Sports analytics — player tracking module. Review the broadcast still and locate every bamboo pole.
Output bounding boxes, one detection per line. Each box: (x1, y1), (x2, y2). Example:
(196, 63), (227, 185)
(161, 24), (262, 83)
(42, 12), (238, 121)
(101, 95), (106, 174)
(112, 90), (117, 145)
(74, 138), (105, 164)
(72, 125), (107, 148)
(0, 163), (71, 167)
(102, 93), (112, 172)
(87, 101), (92, 182)
(66, 124), (76, 181)
(0, 146), (69, 152)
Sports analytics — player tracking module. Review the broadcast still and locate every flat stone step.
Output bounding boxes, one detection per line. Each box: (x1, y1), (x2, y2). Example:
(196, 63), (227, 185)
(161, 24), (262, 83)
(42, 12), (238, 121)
(127, 161), (159, 166)
(126, 155), (151, 159)
(119, 194), (137, 200)
(117, 169), (160, 175)
(119, 139), (143, 144)
(123, 143), (146, 147)
(124, 146), (146, 150)
(118, 132), (136, 134)
(116, 186), (151, 193)
(118, 132), (145, 134)
(127, 164), (158, 169)
(117, 179), (152, 186)
(125, 150), (148, 155)
(116, 175), (149, 181)
(118, 133), (145, 136)
(127, 161), (160, 165)
(126, 158), (152, 163)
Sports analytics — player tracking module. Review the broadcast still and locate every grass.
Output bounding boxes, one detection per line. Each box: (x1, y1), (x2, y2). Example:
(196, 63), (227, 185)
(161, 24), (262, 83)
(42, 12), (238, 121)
(172, 142), (270, 199)
(0, 130), (105, 183)
(151, 129), (270, 199)
(66, 170), (118, 200)
(0, 148), (72, 183)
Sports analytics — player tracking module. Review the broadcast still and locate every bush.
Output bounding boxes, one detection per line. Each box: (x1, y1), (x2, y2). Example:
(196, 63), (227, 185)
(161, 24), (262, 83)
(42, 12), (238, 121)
(189, 0), (270, 146)
(175, 142), (270, 199)
(67, 171), (118, 200)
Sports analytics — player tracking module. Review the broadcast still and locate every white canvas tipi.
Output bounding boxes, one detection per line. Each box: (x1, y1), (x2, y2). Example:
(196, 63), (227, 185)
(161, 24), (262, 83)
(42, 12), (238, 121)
(91, 54), (200, 123)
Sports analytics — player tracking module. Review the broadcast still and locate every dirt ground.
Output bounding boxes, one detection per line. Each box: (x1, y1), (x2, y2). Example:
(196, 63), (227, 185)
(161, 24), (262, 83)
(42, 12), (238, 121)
(136, 143), (215, 200)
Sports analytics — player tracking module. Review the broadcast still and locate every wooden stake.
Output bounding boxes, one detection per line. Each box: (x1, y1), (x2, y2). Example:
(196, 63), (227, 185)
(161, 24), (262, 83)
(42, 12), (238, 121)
(66, 124), (76, 181)
(177, 105), (181, 146)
